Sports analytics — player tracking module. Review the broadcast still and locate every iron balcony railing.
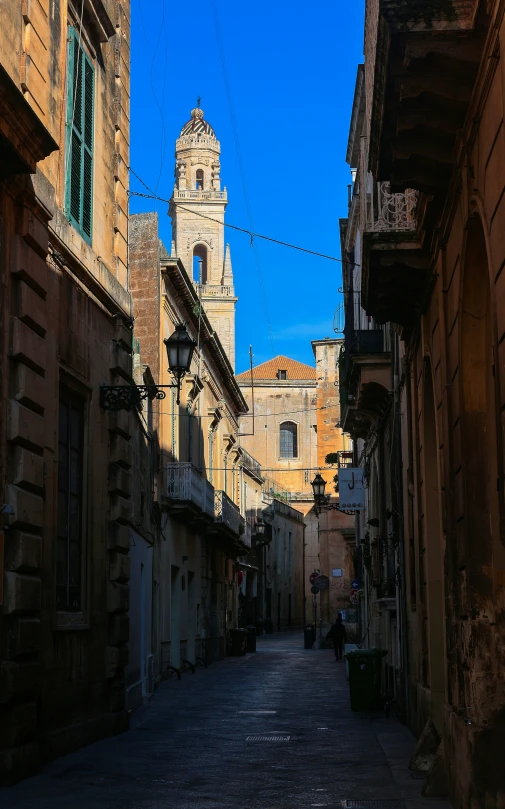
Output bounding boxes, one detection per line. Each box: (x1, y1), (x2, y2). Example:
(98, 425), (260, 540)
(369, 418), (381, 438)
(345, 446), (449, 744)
(214, 489), (243, 536)
(166, 462), (215, 518)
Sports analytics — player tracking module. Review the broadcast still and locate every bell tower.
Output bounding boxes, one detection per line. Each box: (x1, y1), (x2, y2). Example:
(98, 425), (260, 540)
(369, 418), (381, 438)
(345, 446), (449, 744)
(169, 105), (237, 369)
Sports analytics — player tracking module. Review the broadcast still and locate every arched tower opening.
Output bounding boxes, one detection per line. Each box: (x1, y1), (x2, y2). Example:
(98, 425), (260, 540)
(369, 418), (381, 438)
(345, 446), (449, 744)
(192, 244), (208, 284)
(196, 169), (204, 190)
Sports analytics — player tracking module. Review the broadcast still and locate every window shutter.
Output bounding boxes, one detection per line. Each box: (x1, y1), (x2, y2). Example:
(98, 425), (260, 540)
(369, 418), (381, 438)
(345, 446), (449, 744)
(65, 27), (94, 244)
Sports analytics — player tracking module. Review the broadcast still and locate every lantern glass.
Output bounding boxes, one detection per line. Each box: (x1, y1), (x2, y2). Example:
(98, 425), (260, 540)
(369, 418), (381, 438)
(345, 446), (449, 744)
(255, 520), (266, 536)
(311, 473), (327, 501)
(164, 323), (196, 376)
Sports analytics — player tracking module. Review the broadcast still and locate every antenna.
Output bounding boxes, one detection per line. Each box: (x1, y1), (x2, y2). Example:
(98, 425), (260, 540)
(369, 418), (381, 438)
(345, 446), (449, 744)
(237, 345), (255, 437)
(197, 96), (201, 108)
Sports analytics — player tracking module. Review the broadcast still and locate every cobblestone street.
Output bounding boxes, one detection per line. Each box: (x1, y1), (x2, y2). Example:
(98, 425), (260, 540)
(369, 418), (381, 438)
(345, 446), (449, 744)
(2, 633), (451, 809)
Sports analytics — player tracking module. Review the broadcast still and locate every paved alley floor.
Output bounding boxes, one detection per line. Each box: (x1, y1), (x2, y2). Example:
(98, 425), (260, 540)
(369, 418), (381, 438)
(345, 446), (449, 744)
(2, 632), (452, 809)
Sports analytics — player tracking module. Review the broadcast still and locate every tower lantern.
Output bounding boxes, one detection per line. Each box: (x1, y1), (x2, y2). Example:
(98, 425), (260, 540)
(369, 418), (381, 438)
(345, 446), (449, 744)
(169, 106), (237, 369)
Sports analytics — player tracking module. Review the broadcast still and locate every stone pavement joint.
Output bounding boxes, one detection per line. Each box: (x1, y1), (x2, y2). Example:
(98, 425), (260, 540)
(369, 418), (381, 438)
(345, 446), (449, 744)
(1, 633), (453, 809)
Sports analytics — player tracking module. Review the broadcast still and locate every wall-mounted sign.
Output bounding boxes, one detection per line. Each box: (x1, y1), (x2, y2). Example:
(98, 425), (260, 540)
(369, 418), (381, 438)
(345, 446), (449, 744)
(339, 468), (365, 510)
(332, 568), (343, 578)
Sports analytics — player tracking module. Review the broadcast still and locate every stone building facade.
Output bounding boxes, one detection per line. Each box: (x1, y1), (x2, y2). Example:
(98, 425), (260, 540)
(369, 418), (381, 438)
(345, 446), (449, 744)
(0, 0), (156, 784)
(340, 2), (505, 806)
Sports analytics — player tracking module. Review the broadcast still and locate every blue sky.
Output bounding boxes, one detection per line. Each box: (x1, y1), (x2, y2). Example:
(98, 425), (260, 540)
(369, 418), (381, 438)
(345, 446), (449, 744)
(130, 0), (365, 374)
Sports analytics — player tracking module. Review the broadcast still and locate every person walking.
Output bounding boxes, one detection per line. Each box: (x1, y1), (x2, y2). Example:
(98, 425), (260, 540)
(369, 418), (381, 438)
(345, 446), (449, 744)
(326, 613), (347, 661)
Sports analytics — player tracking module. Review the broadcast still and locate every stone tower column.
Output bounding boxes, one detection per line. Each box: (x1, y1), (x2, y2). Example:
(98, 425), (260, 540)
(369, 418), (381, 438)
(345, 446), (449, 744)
(169, 106), (237, 369)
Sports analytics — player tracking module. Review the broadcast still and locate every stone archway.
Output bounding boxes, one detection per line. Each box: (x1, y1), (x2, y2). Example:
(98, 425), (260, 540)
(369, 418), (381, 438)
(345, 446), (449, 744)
(460, 215), (498, 605)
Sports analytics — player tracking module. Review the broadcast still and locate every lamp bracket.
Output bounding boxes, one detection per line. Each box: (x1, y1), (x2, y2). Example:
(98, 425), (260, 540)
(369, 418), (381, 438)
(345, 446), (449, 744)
(100, 384), (177, 413)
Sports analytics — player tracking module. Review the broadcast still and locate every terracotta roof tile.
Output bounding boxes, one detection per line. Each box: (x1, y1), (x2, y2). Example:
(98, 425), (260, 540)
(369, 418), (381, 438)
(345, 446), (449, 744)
(236, 355), (316, 381)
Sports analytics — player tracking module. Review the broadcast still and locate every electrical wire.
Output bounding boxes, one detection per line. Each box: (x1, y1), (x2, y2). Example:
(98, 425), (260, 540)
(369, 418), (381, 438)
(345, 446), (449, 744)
(210, 0), (275, 356)
(148, 402), (339, 418)
(129, 190), (351, 265)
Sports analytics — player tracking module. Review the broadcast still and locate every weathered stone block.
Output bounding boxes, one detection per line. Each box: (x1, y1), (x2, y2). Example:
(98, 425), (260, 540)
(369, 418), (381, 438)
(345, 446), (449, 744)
(0, 701), (38, 746)
(7, 619), (41, 658)
(107, 521), (130, 552)
(4, 530), (42, 572)
(0, 661), (40, 703)
(3, 572), (41, 614)
(12, 363), (47, 414)
(109, 494), (132, 523)
(105, 645), (129, 679)
(12, 446), (44, 492)
(108, 463), (131, 497)
(109, 551), (130, 582)
(109, 614), (129, 645)
(7, 401), (45, 451)
(110, 343), (132, 381)
(108, 683), (126, 713)
(110, 433), (132, 468)
(10, 235), (48, 296)
(6, 485), (43, 531)
(0, 741), (39, 783)
(108, 410), (131, 438)
(107, 581), (129, 613)
(9, 316), (46, 375)
(21, 207), (48, 257)
(18, 280), (47, 336)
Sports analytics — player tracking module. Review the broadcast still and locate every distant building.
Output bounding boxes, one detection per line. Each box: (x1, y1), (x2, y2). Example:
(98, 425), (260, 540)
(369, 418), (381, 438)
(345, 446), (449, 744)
(236, 347), (355, 633)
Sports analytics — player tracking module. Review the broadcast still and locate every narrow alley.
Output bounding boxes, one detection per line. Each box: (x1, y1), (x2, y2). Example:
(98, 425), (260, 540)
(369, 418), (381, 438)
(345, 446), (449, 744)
(2, 634), (451, 809)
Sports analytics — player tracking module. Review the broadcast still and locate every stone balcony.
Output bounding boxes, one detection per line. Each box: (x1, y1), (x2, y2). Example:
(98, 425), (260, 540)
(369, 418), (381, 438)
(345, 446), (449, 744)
(362, 0), (486, 327)
(214, 490), (244, 538)
(172, 188), (227, 202)
(165, 462), (215, 521)
(199, 284), (235, 298)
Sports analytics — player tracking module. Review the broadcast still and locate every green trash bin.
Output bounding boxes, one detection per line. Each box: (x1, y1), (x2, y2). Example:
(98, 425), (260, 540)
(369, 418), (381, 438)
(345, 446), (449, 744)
(245, 626), (257, 653)
(230, 628), (248, 656)
(344, 649), (387, 711)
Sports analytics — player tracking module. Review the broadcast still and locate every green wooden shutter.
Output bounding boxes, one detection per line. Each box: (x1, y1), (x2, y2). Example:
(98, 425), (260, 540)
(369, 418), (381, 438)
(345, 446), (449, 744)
(65, 27), (94, 244)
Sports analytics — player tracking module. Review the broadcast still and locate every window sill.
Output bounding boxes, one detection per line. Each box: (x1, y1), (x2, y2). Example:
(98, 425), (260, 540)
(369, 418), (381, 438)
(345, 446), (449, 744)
(277, 457), (300, 462)
(55, 611), (89, 630)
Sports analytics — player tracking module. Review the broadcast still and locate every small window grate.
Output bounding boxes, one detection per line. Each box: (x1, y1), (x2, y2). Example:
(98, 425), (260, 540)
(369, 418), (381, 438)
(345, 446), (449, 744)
(246, 735), (290, 742)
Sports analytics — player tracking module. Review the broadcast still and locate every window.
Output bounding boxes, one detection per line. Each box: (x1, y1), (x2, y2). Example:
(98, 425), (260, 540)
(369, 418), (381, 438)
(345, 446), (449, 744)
(278, 370), (287, 380)
(56, 391), (85, 611)
(193, 244), (208, 283)
(65, 27), (94, 244)
(280, 421), (297, 459)
(196, 169), (204, 190)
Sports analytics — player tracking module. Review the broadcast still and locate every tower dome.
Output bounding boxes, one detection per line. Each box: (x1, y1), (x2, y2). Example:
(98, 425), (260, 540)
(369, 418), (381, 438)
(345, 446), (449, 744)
(180, 106), (216, 138)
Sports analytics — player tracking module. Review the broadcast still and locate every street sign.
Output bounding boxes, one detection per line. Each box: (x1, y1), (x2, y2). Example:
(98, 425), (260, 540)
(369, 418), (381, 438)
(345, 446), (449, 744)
(311, 585), (319, 595)
(339, 467), (365, 511)
(314, 575), (329, 591)
(309, 571), (319, 585)
(351, 579), (360, 590)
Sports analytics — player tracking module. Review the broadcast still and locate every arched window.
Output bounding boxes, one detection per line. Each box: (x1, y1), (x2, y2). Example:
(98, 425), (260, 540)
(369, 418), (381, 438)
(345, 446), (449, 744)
(196, 169), (204, 190)
(280, 421), (297, 459)
(192, 244), (208, 283)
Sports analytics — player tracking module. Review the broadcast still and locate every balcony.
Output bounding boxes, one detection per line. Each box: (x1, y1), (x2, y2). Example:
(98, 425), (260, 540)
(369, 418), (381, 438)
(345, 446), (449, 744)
(339, 294), (391, 439)
(199, 284), (235, 298)
(214, 490), (244, 538)
(165, 463), (215, 521)
(172, 188), (227, 202)
(362, 0), (486, 326)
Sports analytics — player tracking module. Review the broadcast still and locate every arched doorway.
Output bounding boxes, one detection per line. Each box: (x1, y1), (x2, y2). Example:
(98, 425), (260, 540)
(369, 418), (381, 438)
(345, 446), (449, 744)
(421, 357), (445, 728)
(460, 215), (498, 604)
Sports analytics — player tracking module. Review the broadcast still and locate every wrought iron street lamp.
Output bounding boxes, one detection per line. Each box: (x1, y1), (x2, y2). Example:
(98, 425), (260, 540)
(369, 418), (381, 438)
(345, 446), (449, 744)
(100, 323), (196, 412)
(310, 473), (355, 516)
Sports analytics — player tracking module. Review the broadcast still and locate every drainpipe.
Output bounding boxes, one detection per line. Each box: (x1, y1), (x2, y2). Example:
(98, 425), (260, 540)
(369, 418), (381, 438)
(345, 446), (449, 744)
(392, 327), (410, 725)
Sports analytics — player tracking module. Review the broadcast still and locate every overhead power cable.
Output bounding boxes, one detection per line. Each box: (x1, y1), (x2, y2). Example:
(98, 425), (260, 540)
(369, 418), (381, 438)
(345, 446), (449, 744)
(210, 0), (276, 356)
(128, 189), (351, 265)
